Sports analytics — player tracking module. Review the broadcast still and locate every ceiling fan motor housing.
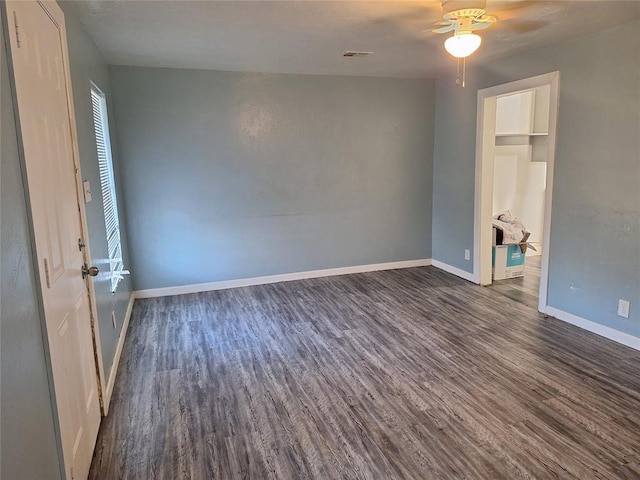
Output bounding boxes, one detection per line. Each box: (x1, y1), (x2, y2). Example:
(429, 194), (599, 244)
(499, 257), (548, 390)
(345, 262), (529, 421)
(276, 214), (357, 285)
(442, 0), (487, 19)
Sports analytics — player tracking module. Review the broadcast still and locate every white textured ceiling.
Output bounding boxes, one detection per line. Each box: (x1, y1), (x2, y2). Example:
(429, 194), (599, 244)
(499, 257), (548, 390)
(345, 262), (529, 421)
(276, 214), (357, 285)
(66, 1), (640, 78)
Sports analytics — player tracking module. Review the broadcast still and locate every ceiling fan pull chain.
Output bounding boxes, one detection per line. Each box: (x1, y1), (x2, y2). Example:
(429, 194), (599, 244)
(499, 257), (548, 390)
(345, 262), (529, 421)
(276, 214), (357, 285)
(455, 57), (466, 88)
(462, 56), (466, 88)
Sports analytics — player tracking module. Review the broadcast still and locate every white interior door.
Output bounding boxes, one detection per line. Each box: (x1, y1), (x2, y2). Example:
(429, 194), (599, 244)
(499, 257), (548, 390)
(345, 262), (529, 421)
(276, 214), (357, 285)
(6, 1), (101, 478)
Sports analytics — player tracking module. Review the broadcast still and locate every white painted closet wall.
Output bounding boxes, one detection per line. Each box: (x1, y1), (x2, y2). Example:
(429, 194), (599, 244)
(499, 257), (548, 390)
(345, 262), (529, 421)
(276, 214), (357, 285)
(493, 86), (550, 246)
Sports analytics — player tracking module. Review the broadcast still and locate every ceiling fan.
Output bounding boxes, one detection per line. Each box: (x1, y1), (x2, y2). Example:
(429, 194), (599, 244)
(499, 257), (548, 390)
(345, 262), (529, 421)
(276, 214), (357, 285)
(433, 0), (497, 58)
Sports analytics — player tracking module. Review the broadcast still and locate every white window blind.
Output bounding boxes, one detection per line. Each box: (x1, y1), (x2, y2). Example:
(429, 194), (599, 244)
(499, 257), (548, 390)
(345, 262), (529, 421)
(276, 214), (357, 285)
(91, 84), (128, 293)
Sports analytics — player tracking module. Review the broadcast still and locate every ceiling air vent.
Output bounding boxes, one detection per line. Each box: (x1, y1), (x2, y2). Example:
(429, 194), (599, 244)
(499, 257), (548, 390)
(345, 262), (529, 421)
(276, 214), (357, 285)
(343, 51), (373, 58)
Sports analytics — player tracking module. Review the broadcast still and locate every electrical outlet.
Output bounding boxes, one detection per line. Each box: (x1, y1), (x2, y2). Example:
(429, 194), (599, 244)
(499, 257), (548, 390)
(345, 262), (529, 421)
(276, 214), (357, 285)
(464, 249), (470, 261)
(111, 311), (117, 329)
(617, 300), (630, 318)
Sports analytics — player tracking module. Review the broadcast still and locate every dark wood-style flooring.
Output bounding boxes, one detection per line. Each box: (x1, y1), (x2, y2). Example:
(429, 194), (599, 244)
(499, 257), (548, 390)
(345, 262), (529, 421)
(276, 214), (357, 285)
(489, 254), (542, 308)
(89, 267), (640, 479)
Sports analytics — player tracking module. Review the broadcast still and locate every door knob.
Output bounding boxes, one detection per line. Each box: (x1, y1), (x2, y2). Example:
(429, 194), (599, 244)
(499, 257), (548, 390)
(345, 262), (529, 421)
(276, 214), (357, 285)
(82, 264), (99, 279)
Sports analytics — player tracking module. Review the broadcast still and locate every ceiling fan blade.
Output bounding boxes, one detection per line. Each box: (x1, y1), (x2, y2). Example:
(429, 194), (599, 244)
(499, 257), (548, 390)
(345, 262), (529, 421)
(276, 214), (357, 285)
(433, 25), (455, 34)
(501, 19), (549, 34)
(489, 1), (548, 21)
(475, 15), (496, 23)
(471, 21), (494, 30)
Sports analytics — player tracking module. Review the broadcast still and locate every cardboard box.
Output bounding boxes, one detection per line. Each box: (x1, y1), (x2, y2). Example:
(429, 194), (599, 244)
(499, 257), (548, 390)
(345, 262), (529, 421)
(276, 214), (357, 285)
(492, 227), (529, 254)
(492, 244), (526, 280)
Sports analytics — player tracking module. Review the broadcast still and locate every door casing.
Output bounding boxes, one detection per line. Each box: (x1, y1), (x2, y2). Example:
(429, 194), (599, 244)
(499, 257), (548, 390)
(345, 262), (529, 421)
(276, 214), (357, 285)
(473, 71), (560, 313)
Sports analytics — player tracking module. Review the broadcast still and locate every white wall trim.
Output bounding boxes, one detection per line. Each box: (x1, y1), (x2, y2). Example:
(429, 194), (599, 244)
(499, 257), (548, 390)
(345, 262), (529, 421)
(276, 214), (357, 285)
(544, 306), (640, 351)
(431, 260), (477, 283)
(103, 293), (135, 415)
(474, 71), (560, 309)
(134, 259), (432, 299)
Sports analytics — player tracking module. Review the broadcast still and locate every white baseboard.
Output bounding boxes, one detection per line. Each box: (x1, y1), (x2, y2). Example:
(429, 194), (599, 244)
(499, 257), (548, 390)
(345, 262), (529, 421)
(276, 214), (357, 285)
(103, 293), (136, 414)
(431, 260), (478, 283)
(134, 259), (432, 299)
(544, 306), (640, 351)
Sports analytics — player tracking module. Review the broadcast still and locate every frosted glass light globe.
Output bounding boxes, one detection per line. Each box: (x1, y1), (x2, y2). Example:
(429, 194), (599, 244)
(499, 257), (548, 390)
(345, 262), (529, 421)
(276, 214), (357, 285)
(444, 33), (482, 58)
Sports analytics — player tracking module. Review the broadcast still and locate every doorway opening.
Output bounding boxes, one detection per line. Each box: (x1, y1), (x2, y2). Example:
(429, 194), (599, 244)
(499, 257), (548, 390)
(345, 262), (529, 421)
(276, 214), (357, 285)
(473, 72), (560, 313)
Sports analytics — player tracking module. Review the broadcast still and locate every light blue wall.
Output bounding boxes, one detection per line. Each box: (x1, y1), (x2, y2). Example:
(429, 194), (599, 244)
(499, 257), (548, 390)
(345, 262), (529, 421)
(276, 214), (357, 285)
(59, 3), (134, 379)
(432, 19), (640, 338)
(1, 18), (63, 480)
(110, 67), (435, 290)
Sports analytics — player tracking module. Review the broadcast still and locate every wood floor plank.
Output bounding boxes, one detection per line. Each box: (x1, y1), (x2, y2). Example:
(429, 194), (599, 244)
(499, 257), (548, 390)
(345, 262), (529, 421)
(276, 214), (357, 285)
(89, 267), (639, 479)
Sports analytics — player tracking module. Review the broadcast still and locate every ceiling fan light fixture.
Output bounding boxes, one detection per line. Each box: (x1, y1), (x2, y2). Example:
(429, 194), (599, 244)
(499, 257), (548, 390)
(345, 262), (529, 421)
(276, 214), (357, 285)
(444, 32), (481, 58)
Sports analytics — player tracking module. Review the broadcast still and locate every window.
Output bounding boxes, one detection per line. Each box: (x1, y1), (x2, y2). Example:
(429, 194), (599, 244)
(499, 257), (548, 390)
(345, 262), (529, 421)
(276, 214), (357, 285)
(91, 83), (128, 293)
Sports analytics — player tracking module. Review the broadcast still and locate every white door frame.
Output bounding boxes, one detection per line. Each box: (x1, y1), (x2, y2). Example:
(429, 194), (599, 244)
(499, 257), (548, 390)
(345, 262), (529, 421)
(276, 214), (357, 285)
(5, 0), (107, 408)
(473, 71), (560, 312)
